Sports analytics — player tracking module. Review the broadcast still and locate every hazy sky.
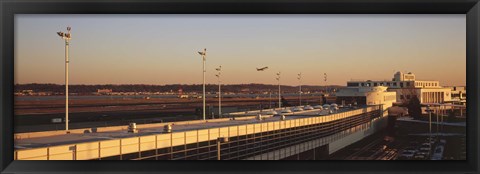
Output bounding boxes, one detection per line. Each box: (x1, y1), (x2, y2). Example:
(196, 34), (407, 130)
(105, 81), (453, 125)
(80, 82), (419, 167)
(15, 14), (466, 86)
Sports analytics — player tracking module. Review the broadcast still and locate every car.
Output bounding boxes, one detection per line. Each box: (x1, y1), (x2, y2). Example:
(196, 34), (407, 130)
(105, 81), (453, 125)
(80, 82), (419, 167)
(322, 104), (330, 110)
(292, 107), (304, 112)
(431, 145), (444, 160)
(426, 137), (436, 144)
(303, 106), (314, 110)
(402, 147), (417, 154)
(413, 153), (426, 160)
(417, 149), (431, 157)
(398, 151), (416, 159)
(264, 110), (278, 115)
(280, 109), (292, 113)
(330, 103), (339, 110)
(313, 105), (323, 110)
(420, 143), (432, 151)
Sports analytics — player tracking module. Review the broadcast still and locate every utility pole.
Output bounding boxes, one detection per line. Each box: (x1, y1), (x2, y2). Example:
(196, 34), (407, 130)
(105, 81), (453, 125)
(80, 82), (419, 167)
(324, 73), (327, 95)
(276, 72), (281, 108)
(197, 48), (207, 120)
(57, 26), (72, 132)
(215, 66), (222, 118)
(298, 73), (302, 106)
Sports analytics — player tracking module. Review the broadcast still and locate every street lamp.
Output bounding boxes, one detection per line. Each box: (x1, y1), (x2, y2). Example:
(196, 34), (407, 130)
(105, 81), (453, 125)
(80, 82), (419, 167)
(215, 66), (222, 118)
(324, 73), (327, 95)
(217, 137), (229, 160)
(426, 106), (434, 139)
(276, 72), (281, 108)
(57, 26), (72, 132)
(297, 73), (302, 106)
(197, 48), (207, 120)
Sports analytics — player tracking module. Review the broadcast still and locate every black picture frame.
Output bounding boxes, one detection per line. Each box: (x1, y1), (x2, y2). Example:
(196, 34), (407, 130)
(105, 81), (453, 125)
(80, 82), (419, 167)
(1, 0), (479, 173)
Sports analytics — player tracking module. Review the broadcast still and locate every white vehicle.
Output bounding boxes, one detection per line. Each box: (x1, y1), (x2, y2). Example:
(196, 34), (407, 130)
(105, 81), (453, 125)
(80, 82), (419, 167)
(426, 137), (436, 145)
(330, 103), (339, 110)
(420, 143), (432, 151)
(292, 107), (304, 112)
(322, 104), (330, 110)
(51, 118), (63, 123)
(413, 153), (426, 160)
(402, 147), (417, 154)
(303, 106), (314, 110)
(281, 109), (292, 113)
(431, 145), (445, 160)
(398, 151), (415, 159)
(264, 110), (278, 115)
(417, 148), (431, 157)
(313, 105), (323, 110)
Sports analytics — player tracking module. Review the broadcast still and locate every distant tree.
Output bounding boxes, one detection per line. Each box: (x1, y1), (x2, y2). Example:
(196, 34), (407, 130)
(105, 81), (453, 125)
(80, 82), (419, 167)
(281, 96), (291, 107)
(406, 95), (422, 120)
(321, 94), (327, 105)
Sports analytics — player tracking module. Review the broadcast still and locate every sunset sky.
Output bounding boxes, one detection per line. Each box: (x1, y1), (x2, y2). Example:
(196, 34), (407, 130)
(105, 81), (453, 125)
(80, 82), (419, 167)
(15, 14), (466, 86)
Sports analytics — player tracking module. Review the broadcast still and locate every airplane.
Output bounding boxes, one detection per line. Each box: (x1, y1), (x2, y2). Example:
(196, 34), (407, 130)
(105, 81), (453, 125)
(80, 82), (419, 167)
(256, 66), (268, 71)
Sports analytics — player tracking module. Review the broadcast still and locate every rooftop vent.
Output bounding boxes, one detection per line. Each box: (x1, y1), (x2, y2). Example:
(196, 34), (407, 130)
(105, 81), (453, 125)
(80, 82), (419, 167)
(164, 124), (172, 133)
(128, 123), (138, 133)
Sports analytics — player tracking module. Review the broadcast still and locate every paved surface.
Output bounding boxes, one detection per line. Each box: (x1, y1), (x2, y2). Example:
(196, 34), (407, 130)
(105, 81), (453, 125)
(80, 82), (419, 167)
(15, 107), (354, 149)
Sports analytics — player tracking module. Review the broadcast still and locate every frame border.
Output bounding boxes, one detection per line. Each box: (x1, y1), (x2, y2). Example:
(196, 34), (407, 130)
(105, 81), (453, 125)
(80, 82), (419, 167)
(1, 0), (479, 173)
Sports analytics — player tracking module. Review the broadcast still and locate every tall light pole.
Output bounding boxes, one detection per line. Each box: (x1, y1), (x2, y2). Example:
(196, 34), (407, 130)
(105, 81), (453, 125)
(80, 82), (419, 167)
(215, 66), (222, 118)
(197, 48), (207, 120)
(324, 73), (327, 95)
(276, 72), (281, 108)
(426, 106), (433, 139)
(57, 26), (71, 132)
(297, 73), (302, 106)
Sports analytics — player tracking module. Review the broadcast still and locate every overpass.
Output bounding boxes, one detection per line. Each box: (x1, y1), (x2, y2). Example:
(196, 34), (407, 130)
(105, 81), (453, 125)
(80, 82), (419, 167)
(14, 105), (387, 160)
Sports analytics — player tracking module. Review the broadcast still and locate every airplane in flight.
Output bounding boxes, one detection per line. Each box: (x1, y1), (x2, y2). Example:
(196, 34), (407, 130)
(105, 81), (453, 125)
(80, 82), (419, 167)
(256, 66), (268, 71)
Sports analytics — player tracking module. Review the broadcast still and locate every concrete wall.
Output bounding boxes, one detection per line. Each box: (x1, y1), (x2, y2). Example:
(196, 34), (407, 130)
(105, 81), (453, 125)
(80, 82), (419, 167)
(328, 116), (387, 154)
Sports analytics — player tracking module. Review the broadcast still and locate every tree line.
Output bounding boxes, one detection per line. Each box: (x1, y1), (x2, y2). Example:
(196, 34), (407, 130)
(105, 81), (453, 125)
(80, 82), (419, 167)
(15, 83), (342, 95)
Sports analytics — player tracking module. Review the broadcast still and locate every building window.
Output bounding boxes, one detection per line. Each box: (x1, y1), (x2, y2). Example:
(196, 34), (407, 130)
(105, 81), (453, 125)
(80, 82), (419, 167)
(400, 83), (404, 88)
(406, 82), (410, 87)
(406, 95), (411, 99)
(400, 95), (404, 100)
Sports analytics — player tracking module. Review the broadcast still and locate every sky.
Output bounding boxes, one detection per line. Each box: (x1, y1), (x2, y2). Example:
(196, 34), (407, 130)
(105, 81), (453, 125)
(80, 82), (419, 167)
(15, 14), (466, 86)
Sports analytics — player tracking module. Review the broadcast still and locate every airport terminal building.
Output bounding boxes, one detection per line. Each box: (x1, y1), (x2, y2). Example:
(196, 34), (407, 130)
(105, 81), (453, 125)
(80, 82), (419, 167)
(346, 72), (452, 104)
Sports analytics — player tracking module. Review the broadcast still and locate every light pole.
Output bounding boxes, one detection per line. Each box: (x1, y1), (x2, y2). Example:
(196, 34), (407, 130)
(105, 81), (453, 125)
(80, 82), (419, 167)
(426, 106), (433, 139)
(276, 72), (281, 108)
(436, 105), (439, 136)
(324, 73), (327, 95)
(269, 90), (272, 109)
(215, 66), (222, 118)
(297, 73), (302, 106)
(57, 26), (71, 132)
(197, 48), (207, 120)
(217, 137), (229, 160)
